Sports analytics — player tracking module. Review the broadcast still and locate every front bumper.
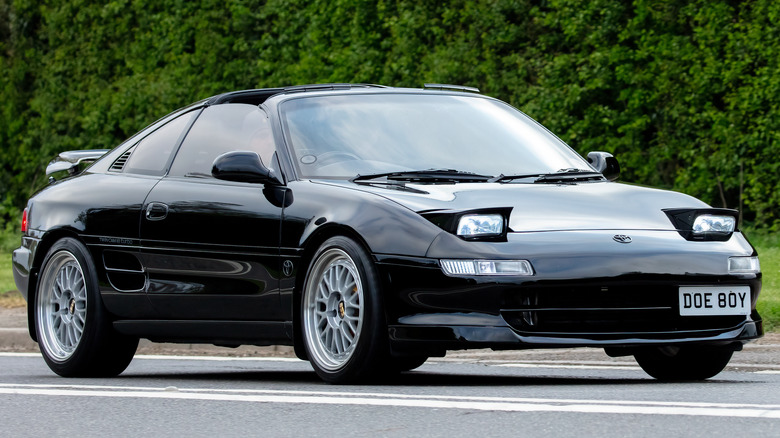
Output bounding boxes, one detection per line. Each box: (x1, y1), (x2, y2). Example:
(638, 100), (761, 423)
(376, 229), (763, 355)
(388, 319), (762, 352)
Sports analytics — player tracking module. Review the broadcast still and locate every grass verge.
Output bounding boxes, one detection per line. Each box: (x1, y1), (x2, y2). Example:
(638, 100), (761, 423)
(750, 231), (780, 331)
(0, 252), (25, 308)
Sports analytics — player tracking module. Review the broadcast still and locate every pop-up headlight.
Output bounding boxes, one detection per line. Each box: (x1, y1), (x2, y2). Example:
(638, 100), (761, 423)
(421, 207), (512, 242)
(457, 214), (503, 237)
(693, 215), (735, 235)
(663, 208), (739, 241)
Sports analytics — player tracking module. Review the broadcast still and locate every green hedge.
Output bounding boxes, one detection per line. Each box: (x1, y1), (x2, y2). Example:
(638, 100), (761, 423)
(2, 0), (780, 229)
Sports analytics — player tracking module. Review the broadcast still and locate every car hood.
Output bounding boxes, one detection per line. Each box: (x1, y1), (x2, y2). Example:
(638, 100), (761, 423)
(325, 180), (711, 232)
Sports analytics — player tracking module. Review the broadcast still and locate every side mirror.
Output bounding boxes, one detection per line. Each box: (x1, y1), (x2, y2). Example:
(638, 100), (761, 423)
(587, 151), (620, 181)
(212, 151), (282, 185)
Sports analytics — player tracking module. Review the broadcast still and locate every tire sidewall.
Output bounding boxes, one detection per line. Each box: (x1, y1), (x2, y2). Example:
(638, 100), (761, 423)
(35, 237), (107, 376)
(634, 345), (734, 381)
(301, 236), (388, 383)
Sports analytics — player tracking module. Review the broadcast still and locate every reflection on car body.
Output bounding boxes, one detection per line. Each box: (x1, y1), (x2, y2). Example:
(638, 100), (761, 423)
(12, 84), (762, 383)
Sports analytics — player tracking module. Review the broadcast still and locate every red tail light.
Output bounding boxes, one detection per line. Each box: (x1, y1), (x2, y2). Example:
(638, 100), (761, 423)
(21, 208), (28, 233)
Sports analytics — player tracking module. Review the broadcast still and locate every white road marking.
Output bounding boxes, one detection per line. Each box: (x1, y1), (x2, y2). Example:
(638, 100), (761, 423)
(3, 352), (780, 372)
(1, 383), (779, 418)
(0, 352), (300, 362)
(495, 363), (642, 371)
(134, 355), (301, 362)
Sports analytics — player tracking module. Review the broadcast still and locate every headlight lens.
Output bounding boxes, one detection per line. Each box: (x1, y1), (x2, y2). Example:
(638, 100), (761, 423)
(457, 214), (503, 237)
(728, 256), (761, 274)
(693, 215), (736, 234)
(441, 259), (534, 276)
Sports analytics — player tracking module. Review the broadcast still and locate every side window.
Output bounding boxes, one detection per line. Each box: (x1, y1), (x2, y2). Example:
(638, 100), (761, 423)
(169, 104), (277, 178)
(124, 111), (197, 176)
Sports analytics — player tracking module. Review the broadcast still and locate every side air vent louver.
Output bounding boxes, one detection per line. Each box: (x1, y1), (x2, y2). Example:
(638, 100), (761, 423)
(109, 147), (134, 172)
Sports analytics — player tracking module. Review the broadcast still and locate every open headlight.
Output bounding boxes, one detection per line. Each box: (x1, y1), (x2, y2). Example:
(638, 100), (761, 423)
(457, 214), (503, 237)
(693, 215), (736, 235)
(663, 208), (739, 241)
(421, 207), (512, 241)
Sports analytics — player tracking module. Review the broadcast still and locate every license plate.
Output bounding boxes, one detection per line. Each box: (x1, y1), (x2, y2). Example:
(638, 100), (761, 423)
(679, 286), (751, 316)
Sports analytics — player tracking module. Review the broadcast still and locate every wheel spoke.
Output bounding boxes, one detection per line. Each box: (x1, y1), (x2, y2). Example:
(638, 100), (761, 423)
(327, 328), (337, 353)
(345, 291), (359, 307)
(64, 323), (73, 348)
(345, 316), (358, 333)
(73, 320), (83, 336)
(54, 273), (65, 299)
(75, 313), (86, 329)
(337, 265), (348, 292)
(37, 249), (93, 361)
(303, 245), (369, 374)
(73, 280), (86, 298)
(56, 318), (67, 345)
(341, 322), (355, 343)
(317, 283), (328, 301)
(327, 268), (338, 294)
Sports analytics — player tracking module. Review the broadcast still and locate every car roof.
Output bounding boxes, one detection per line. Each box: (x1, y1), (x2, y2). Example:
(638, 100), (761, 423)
(205, 83), (480, 106)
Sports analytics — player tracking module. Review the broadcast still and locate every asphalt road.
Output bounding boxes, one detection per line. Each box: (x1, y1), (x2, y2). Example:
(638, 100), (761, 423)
(2, 352), (780, 437)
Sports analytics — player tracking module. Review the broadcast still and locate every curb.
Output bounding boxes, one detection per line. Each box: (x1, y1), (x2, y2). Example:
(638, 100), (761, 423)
(3, 306), (780, 367)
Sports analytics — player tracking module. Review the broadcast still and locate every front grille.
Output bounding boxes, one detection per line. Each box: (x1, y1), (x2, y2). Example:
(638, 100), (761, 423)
(500, 281), (748, 335)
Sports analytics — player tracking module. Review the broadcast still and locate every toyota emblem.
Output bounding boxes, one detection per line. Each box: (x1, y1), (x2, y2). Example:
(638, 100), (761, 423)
(613, 234), (632, 244)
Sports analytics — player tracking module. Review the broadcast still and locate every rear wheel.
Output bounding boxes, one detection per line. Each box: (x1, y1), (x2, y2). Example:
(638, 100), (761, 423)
(301, 236), (388, 383)
(634, 345), (733, 381)
(35, 238), (138, 377)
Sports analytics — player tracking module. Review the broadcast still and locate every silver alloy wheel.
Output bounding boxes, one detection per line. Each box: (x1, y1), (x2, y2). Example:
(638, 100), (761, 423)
(36, 250), (88, 362)
(303, 248), (364, 371)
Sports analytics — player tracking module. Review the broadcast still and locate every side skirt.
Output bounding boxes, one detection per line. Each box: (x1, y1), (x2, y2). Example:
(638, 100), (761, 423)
(113, 320), (294, 347)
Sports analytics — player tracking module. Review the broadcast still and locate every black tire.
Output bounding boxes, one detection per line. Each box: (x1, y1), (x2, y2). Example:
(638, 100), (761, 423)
(34, 238), (138, 377)
(301, 236), (389, 383)
(634, 345), (733, 381)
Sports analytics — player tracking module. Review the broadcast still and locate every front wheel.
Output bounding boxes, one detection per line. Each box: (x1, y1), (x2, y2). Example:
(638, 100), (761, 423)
(301, 236), (388, 383)
(35, 238), (138, 377)
(634, 345), (734, 381)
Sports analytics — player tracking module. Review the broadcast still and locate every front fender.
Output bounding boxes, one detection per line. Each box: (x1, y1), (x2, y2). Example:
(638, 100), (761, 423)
(281, 181), (443, 256)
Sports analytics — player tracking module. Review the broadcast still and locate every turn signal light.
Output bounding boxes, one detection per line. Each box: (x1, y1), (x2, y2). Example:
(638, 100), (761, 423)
(440, 259), (534, 276)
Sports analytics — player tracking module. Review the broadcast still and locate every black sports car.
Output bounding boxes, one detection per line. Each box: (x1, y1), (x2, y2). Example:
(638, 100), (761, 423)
(12, 84), (762, 383)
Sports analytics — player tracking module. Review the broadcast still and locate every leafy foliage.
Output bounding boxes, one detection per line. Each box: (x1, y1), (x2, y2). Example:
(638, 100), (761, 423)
(1, 0), (779, 229)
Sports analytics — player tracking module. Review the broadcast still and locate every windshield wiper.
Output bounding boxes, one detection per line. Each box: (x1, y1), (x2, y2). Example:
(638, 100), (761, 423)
(534, 168), (605, 183)
(491, 168), (604, 183)
(351, 169), (493, 183)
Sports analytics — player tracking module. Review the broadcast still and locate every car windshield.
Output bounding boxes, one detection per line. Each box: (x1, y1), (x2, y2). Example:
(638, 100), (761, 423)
(280, 93), (592, 180)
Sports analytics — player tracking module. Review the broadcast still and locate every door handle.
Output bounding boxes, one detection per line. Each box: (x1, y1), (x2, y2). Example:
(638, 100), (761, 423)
(145, 202), (169, 221)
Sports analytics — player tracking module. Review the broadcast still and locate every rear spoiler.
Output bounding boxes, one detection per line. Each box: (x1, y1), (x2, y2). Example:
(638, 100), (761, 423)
(46, 149), (110, 181)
